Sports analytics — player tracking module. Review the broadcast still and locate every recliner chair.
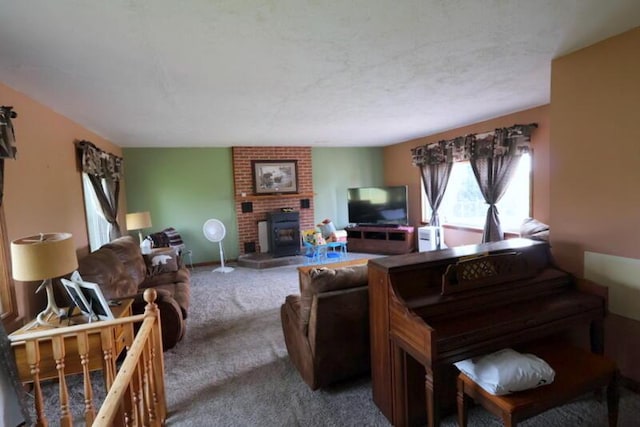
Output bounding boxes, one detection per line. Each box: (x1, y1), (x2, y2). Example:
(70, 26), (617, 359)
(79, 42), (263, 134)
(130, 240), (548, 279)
(280, 260), (370, 390)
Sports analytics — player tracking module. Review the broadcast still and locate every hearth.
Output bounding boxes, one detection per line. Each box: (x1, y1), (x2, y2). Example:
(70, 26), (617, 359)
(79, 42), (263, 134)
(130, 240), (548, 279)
(267, 211), (301, 257)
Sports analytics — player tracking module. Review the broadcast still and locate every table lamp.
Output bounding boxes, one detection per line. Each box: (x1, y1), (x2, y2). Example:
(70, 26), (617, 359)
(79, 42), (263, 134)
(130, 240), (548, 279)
(11, 232), (78, 328)
(126, 211), (152, 244)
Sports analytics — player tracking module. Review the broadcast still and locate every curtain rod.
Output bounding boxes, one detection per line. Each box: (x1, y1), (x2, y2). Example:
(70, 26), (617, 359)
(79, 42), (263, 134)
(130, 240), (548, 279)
(1, 106), (17, 119)
(76, 139), (123, 161)
(431, 123), (538, 145)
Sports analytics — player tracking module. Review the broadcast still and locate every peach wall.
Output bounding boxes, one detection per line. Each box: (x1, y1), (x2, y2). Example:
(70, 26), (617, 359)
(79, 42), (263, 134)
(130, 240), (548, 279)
(550, 27), (640, 381)
(0, 82), (123, 322)
(383, 105), (550, 247)
(550, 27), (640, 273)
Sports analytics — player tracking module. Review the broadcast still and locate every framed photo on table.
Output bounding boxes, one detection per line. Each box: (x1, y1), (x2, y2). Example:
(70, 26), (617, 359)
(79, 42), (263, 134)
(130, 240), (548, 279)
(251, 160), (298, 194)
(61, 278), (93, 317)
(76, 279), (114, 321)
(61, 272), (114, 321)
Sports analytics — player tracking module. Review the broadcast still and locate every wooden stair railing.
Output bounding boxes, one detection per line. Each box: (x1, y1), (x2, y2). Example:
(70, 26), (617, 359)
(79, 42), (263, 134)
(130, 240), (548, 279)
(9, 288), (166, 427)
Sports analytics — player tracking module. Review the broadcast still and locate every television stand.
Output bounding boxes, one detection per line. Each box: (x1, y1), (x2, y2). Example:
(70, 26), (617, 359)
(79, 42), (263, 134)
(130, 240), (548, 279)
(345, 225), (415, 255)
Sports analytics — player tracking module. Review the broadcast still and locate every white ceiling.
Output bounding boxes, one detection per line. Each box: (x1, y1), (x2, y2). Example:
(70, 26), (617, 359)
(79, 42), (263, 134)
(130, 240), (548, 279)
(0, 1), (639, 148)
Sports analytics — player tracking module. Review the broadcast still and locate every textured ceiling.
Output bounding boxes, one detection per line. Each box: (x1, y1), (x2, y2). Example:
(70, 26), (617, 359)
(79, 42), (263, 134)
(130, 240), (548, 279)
(0, 1), (639, 147)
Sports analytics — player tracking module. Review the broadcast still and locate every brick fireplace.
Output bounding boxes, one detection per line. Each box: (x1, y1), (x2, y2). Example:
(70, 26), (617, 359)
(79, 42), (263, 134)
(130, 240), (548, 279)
(232, 147), (315, 255)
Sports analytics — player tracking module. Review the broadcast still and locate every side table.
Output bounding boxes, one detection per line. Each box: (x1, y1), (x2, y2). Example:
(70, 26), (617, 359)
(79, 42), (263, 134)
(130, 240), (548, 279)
(326, 241), (347, 260)
(10, 298), (134, 384)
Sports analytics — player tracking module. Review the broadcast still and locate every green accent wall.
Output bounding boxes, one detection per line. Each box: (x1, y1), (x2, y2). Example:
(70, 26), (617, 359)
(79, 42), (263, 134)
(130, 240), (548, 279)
(123, 146), (383, 263)
(312, 147), (384, 229)
(123, 148), (237, 264)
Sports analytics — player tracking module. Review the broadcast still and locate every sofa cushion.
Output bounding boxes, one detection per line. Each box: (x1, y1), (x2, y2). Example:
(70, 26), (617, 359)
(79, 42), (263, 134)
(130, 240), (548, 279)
(140, 268), (190, 288)
(298, 264), (368, 326)
(143, 250), (179, 275)
(520, 217), (550, 242)
(76, 248), (138, 300)
(101, 236), (147, 286)
(301, 265), (368, 295)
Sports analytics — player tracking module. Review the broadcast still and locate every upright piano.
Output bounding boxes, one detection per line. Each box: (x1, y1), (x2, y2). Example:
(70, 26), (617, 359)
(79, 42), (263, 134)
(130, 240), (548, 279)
(367, 238), (606, 427)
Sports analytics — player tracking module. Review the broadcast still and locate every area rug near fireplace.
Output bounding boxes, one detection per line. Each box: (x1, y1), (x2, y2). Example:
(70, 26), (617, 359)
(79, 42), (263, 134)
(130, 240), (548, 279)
(236, 248), (372, 269)
(236, 252), (307, 269)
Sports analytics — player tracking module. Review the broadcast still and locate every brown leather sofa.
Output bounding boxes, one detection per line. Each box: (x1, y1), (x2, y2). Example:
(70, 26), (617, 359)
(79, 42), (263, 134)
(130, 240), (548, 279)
(280, 259), (370, 390)
(75, 235), (190, 350)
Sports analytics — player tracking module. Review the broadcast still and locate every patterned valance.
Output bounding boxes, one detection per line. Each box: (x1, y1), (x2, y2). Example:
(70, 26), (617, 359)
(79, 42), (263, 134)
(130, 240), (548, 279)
(0, 106), (17, 159)
(411, 124), (537, 166)
(76, 140), (123, 180)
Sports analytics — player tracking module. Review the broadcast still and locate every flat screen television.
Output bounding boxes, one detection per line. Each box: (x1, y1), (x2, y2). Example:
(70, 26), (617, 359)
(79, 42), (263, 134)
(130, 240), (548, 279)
(347, 185), (408, 226)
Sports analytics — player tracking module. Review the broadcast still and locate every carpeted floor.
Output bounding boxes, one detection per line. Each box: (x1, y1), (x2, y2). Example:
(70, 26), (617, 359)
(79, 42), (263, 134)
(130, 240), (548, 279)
(161, 258), (640, 427)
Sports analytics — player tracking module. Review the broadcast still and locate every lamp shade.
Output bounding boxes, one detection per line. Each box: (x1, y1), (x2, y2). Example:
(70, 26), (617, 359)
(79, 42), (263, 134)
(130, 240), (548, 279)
(126, 211), (152, 231)
(11, 232), (78, 281)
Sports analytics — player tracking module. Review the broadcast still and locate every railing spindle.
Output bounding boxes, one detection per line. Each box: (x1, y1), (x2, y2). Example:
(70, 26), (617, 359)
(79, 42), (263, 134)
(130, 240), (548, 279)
(101, 328), (116, 390)
(25, 339), (47, 427)
(124, 374), (134, 427)
(52, 335), (72, 427)
(149, 293), (167, 422)
(145, 339), (157, 424)
(76, 331), (96, 425)
(136, 360), (147, 426)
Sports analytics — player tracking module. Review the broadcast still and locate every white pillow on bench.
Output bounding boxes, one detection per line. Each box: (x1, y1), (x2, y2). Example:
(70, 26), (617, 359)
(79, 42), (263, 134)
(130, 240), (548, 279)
(454, 348), (555, 396)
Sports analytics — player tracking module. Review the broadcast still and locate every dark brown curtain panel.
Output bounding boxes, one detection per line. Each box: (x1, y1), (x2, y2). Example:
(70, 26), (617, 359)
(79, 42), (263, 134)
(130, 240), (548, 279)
(77, 140), (124, 240)
(0, 106), (18, 207)
(420, 162), (452, 227)
(470, 128), (525, 243)
(88, 174), (122, 239)
(412, 138), (464, 228)
(0, 106), (17, 161)
(470, 154), (520, 242)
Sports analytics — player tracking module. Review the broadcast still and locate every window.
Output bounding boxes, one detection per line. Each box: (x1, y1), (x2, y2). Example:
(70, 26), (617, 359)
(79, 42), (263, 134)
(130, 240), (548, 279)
(423, 153), (531, 232)
(0, 207), (18, 327)
(82, 173), (110, 252)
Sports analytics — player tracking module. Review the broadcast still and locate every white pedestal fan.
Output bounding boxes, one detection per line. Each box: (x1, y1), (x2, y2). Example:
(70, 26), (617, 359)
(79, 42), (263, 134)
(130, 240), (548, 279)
(203, 219), (234, 273)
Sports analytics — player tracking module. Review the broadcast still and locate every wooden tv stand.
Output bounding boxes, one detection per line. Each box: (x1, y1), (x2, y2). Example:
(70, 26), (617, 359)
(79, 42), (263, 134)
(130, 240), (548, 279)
(345, 225), (415, 255)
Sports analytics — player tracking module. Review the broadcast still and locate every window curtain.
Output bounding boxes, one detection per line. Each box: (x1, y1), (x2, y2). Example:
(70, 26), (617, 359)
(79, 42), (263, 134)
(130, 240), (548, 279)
(0, 106), (31, 426)
(0, 106), (17, 161)
(411, 124), (535, 242)
(419, 163), (452, 228)
(470, 129), (529, 243)
(77, 140), (124, 240)
(0, 106), (18, 205)
(412, 136), (470, 229)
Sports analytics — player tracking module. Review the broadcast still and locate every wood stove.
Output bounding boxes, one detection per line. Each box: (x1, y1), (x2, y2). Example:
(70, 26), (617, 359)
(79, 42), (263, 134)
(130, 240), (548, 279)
(267, 211), (301, 257)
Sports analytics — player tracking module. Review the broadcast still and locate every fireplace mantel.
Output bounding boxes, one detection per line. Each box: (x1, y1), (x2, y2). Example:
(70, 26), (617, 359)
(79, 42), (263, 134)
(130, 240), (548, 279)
(235, 192), (315, 202)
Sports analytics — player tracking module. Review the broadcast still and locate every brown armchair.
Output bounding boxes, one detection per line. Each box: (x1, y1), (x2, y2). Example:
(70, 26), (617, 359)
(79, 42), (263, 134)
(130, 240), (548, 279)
(280, 260), (370, 390)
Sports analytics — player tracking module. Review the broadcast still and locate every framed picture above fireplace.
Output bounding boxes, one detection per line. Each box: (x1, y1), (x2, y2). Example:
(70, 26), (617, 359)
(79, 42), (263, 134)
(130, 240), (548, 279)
(252, 160), (298, 194)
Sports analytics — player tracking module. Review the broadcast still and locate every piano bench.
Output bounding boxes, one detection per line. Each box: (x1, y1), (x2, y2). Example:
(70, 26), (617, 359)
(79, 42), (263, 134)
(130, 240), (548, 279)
(456, 344), (619, 427)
